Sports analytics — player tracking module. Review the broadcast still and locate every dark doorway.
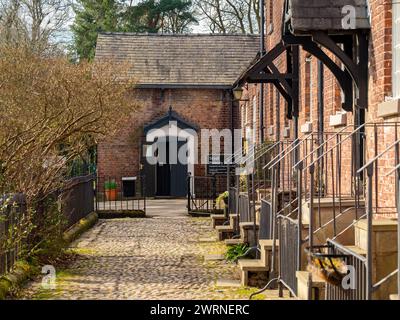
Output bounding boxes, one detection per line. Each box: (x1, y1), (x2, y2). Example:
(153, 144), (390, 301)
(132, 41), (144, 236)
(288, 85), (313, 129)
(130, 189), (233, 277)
(143, 136), (188, 198)
(156, 139), (171, 196)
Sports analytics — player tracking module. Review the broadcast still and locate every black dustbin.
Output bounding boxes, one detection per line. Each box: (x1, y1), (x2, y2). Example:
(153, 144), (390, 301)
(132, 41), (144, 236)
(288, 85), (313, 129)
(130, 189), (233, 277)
(122, 177), (136, 198)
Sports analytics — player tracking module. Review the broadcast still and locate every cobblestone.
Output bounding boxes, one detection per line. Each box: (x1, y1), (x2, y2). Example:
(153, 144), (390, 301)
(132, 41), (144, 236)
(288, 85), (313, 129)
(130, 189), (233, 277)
(19, 200), (291, 300)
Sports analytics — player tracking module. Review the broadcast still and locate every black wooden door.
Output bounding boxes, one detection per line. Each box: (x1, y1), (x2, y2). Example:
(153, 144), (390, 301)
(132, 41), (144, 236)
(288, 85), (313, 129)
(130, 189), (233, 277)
(156, 139), (171, 196)
(170, 140), (188, 197)
(141, 142), (156, 197)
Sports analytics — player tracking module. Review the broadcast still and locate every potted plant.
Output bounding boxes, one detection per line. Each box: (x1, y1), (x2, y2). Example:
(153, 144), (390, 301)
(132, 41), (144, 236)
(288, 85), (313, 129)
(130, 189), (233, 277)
(105, 180), (117, 201)
(307, 254), (348, 287)
(216, 191), (229, 207)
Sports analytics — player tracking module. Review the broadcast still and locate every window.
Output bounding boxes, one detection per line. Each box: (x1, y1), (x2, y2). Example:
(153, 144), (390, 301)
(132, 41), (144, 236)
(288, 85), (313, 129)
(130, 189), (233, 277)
(393, 1), (400, 98)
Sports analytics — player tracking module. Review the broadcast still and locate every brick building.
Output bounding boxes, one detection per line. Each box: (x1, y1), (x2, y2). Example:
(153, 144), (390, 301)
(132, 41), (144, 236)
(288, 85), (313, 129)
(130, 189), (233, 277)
(94, 33), (259, 197)
(219, 0), (400, 299)
(238, 0), (400, 215)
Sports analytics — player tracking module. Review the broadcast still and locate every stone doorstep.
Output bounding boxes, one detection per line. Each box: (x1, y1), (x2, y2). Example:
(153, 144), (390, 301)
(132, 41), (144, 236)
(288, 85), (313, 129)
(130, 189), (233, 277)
(225, 238), (244, 246)
(345, 245), (367, 257)
(211, 214), (226, 220)
(303, 197), (365, 209)
(238, 259), (269, 272)
(216, 225), (234, 232)
(239, 222), (260, 229)
(355, 218), (398, 232)
(296, 271), (326, 289)
(259, 239), (279, 249)
(215, 279), (242, 288)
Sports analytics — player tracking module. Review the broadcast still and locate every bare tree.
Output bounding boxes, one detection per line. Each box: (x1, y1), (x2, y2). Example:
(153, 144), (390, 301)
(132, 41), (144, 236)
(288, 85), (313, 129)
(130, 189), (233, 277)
(195, 0), (260, 34)
(0, 0), (73, 54)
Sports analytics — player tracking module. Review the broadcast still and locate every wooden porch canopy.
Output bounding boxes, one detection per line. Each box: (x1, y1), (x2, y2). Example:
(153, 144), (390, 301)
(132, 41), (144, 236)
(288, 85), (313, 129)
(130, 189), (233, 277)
(237, 0), (371, 120)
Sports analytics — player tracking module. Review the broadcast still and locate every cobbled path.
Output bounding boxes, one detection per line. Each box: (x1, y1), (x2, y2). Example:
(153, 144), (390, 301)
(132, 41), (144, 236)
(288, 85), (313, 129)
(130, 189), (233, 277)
(19, 200), (290, 300)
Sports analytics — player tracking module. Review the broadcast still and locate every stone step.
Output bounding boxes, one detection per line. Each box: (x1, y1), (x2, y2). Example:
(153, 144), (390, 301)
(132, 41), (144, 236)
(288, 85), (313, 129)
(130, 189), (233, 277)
(239, 258), (270, 286)
(259, 239), (279, 266)
(259, 239), (279, 249)
(238, 259), (269, 272)
(344, 245), (367, 257)
(296, 271), (326, 300)
(239, 222), (259, 229)
(211, 214), (227, 229)
(225, 238), (244, 246)
(229, 214), (239, 228)
(215, 225), (234, 232)
(303, 197), (365, 209)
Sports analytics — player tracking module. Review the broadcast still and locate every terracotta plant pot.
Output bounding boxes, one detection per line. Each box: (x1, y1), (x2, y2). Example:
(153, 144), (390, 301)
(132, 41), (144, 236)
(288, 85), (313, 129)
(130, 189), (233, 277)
(105, 189), (117, 201)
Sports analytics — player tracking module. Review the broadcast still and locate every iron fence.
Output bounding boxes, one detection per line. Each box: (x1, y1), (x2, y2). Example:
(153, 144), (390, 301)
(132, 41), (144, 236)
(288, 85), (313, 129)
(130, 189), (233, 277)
(187, 175), (227, 214)
(228, 186), (238, 215)
(0, 194), (26, 276)
(96, 176), (146, 213)
(62, 174), (95, 229)
(324, 239), (367, 300)
(260, 199), (273, 240)
(279, 215), (299, 296)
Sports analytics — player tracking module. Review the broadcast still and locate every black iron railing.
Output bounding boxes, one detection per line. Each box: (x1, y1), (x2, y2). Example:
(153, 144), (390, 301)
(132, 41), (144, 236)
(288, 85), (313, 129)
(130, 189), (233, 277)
(278, 215), (299, 296)
(228, 186), (238, 215)
(0, 194), (26, 276)
(62, 174), (95, 229)
(96, 176), (146, 213)
(1, 174), (97, 277)
(187, 175), (228, 214)
(260, 199), (273, 240)
(322, 239), (367, 300)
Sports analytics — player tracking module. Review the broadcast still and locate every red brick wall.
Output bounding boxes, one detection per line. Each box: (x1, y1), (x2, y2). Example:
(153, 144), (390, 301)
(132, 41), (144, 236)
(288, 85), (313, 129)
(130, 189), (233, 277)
(242, 0), (398, 216)
(98, 88), (238, 181)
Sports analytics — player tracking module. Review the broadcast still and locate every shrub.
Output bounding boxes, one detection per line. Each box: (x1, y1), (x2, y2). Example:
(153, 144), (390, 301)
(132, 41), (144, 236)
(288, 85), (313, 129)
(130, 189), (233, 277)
(225, 244), (249, 262)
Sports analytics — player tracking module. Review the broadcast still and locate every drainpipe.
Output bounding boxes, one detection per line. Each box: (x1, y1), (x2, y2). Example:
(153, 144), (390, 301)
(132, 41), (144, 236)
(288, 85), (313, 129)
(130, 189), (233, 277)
(318, 60), (324, 156)
(230, 91), (235, 190)
(259, 0), (266, 144)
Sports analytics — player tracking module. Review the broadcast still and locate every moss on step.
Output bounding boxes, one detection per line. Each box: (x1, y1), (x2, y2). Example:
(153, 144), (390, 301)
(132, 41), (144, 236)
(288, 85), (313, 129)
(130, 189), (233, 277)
(63, 212), (98, 243)
(0, 261), (36, 300)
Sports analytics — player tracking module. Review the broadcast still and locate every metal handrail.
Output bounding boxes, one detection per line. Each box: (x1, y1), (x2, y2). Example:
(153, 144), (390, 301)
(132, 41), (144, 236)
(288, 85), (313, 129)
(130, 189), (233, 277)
(265, 132), (315, 170)
(326, 238), (367, 262)
(241, 141), (280, 164)
(358, 138), (400, 174)
(293, 124), (354, 170)
(263, 137), (301, 169)
(306, 123), (366, 170)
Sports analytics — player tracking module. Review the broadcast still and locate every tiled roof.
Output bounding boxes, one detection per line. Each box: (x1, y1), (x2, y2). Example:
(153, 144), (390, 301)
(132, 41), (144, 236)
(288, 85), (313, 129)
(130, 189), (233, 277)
(288, 0), (370, 34)
(95, 33), (260, 88)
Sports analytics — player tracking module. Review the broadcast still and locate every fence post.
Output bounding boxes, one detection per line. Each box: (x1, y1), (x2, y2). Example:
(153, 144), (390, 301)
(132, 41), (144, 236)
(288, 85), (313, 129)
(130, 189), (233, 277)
(212, 174), (217, 209)
(187, 174), (191, 213)
(308, 163), (314, 251)
(366, 163), (374, 300)
(142, 175), (146, 214)
(298, 161), (304, 271)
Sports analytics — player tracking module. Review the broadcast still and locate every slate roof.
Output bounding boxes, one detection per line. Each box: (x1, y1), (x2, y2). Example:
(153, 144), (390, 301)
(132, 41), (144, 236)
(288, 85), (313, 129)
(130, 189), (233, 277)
(95, 33), (260, 88)
(288, 0), (370, 34)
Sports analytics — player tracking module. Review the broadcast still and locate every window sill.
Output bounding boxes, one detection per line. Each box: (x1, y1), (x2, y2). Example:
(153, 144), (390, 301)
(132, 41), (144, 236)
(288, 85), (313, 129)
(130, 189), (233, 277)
(377, 99), (400, 119)
(329, 112), (347, 127)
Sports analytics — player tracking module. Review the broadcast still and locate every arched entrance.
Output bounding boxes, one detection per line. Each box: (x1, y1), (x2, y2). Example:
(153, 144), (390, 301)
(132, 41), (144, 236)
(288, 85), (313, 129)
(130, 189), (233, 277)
(142, 108), (198, 198)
